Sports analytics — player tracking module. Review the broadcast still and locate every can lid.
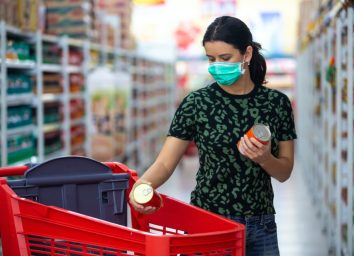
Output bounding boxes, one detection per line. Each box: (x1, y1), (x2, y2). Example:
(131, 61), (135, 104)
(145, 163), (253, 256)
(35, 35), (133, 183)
(253, 124), (271, 141)
(133, 183), (154, 204)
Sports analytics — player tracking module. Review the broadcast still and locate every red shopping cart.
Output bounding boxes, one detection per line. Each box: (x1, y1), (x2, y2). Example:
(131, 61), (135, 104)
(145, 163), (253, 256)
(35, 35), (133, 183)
(0, 156), (245, 256)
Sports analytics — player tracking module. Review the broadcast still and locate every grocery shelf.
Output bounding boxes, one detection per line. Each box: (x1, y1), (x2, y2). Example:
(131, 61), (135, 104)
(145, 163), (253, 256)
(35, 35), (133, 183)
(71, 118), (85, 127)
(5, 60), (36, 69)
(68, 65), (82, 73)
(0, 20), (175, 175)
(41, 64), (62, 72)
(297, 4), (353, 255)
(7, 125), (35, 136)
(6, 93), (34, 106)
(43, 123), (63, 133)
(42, 94), (64, 102)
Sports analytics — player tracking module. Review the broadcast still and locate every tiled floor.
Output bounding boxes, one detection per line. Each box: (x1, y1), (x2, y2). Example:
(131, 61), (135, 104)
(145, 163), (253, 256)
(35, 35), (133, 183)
(159, 155), (328, 256)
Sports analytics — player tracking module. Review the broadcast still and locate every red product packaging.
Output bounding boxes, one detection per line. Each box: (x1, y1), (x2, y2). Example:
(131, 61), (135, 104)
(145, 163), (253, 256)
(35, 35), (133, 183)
(237, 123), (271, 149)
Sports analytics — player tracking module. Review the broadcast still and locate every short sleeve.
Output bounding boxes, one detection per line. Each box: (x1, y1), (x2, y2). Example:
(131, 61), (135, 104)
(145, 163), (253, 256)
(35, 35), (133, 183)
(277, 96), (297, 141)
(167, 92), (196, 141)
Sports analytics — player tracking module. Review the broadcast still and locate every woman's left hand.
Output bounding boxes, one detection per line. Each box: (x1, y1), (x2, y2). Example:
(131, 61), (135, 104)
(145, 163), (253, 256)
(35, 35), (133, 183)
(238, 135), (272, 165)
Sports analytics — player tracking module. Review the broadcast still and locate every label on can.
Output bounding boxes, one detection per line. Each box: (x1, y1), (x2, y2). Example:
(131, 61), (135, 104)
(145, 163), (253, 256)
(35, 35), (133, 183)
(132, 183), (163, 208)
(237, 123), (271, 149)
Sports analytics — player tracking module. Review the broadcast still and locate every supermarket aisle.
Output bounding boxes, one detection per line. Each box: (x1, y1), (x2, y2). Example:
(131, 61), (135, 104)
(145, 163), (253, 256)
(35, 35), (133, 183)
(159, 156), (328, 256)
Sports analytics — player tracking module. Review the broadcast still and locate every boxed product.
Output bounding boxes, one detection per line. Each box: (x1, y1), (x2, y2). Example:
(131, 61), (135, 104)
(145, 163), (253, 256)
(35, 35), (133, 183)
(17, 0), (40, 31)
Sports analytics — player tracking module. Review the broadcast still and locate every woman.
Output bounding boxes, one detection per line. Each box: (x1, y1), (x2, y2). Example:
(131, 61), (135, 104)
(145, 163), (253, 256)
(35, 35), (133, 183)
(129, 16), (296, 256)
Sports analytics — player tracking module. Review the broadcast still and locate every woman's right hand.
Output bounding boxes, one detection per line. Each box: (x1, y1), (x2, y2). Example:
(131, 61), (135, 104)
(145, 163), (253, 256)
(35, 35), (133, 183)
(129, 179), (158, 214)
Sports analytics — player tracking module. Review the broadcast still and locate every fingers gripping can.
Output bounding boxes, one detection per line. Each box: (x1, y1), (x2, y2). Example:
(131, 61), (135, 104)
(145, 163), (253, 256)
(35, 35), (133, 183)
(237, 124), (271, 149)
(132, 183), (163, 209)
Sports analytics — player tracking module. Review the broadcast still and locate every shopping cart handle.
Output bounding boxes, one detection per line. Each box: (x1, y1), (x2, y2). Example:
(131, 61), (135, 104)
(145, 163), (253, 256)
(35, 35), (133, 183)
(104, 162), (138, 181)
(0, 163), (37, 177)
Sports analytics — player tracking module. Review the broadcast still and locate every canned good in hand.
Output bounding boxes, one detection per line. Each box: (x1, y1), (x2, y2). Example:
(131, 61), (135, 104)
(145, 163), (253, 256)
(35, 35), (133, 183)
(132, 183), (163, 209)
(237, 124), (271, 149)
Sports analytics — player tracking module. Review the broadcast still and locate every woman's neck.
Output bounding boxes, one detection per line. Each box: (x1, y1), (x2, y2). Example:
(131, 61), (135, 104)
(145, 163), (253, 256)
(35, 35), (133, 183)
(220, 74), (255, 95)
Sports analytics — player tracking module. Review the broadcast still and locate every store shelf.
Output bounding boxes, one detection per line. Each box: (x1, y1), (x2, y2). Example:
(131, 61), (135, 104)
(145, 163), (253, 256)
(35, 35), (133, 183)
(71, 118), (85, 126)
(297, 4), (354, 256)
(5, 60), (36, 69)
(68, 65), (82, 73)
(41, 64), (62, 73)
(43, 123), (63, 133)
(0, 19), (175, 176)
(7, 93), (34, 106)
(7, 125), (35, 136)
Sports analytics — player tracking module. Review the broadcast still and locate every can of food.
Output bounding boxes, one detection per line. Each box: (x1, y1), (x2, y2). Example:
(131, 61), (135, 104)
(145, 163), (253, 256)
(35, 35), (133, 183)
(132, 183), (163, 209)
(237, 124), (271, 149)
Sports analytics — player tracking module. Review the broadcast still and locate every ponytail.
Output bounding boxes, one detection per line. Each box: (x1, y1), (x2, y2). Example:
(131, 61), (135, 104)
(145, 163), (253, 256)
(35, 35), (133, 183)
(249, 42), (267, 86)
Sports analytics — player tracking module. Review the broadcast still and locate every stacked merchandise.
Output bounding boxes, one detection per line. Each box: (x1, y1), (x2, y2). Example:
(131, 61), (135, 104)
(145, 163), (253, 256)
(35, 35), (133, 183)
(38, 38), (65, 160)
(43, 0), (93, 39)
(129, 57), (173, 170)
(42, 42), (62, 64)
(296, 0), (354, 255)
(67, 44), (87, 156)
(3, 30), (37, 165)
(6, 104), (34, 164)
(95, 0), (135, 48)
(6, 40), (34, 63)
(0, 0), (39, 31)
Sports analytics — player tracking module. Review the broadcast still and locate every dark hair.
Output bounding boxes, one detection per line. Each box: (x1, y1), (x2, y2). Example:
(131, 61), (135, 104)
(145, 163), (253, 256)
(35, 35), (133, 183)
(202, 16), (267, 86)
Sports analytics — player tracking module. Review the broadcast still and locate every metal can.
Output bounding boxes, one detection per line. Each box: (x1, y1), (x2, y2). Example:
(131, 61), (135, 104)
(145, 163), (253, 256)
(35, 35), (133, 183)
(237, 124), (271, 149)
(132, 183), (163, 209)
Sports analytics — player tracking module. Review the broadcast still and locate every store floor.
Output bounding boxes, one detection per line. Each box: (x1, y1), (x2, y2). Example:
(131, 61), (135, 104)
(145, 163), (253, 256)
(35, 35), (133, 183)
(159, 155), (328, 256)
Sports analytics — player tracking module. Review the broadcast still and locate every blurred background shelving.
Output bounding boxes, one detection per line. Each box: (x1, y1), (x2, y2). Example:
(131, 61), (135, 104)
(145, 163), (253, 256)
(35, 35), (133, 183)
(0, 0), (354, 255)
(297, 1), (353, 255)
(0, 0), (176, 173)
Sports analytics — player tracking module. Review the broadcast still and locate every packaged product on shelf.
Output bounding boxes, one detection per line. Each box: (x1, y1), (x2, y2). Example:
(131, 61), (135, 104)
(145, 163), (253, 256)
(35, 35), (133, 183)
(43, 43), (62, 64)
(17, 0), (40, 32)
(70, 124), (85, 147)
(43, 0), (90, 8)
(93, 0), (134, 48)
(70, 73), (84, 92)
(7, 105), (32, 129)
(41, 73), (63, 94)
(88, 68), (115, 161)
(68, 49), (84, 66)
(6, 40), (32, 61)
(7, 73), (32, 95)
(44, 102), (62, 124)
(44, 0), (93, 39)
(70, 98), (85, 119)
(44, 130), (63, 155)
(7, 132), (35, 164)
(2, 0), (18, 28)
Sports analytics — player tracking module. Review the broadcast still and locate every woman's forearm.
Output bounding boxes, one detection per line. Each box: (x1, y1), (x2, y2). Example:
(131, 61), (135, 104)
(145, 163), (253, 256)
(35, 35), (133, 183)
(259, 155), (293, 182)
(139, 160), (175, 189)
(137, 136), (190, 189)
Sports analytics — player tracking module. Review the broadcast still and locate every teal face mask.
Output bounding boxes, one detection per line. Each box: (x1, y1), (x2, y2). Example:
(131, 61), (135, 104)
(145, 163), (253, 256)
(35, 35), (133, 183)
(208, 61), (245, 86)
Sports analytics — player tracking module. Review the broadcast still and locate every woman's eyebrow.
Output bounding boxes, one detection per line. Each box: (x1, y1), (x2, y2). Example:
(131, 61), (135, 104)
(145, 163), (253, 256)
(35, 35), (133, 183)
(206, 53), (231, 57)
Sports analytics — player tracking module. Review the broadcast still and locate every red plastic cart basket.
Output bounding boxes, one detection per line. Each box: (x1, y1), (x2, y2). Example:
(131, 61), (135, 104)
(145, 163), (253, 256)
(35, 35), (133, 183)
(0, 161), (245, 256)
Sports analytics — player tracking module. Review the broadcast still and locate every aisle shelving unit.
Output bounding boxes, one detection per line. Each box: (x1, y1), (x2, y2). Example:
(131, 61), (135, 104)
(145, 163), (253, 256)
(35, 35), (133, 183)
(125, 53), (175, 172)
(0, 22), (37, 166)
(0, 21), (176, 172)
(297, 2), (353, 255)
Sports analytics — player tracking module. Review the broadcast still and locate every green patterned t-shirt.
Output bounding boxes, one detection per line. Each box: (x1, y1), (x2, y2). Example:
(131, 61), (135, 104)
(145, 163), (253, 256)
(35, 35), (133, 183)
(168, 82), (297, 217)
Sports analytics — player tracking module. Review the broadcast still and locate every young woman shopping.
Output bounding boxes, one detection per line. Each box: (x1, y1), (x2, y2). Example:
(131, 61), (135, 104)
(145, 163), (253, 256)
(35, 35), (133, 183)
(129, 16), (297, 256)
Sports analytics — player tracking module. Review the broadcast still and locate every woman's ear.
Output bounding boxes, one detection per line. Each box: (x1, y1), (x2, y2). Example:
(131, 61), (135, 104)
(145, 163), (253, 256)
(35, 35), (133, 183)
(245, 45), (253, 65)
